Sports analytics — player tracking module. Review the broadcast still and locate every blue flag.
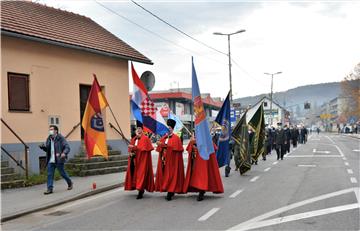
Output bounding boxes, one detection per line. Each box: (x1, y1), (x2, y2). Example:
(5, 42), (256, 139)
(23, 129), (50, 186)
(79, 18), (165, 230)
(215, 92), (231, 167)
(192, 57), (214, 160)
(168, 111), (184, 134)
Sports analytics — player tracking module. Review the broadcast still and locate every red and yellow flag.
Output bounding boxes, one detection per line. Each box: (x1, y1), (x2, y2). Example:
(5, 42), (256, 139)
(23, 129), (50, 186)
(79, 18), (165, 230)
(82, 74), (109, 159)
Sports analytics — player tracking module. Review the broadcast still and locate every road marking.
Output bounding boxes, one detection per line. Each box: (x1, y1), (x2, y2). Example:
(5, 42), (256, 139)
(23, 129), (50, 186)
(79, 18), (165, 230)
(227, 187), (359, 231)
(229, 190), (243, 198)
(312, 148), (316, 152)
(228, 203), (360, 231)
(297, 164), (316, 167)
(287, 155), (341, 158)
(353, 149), (360, 152)
(347, 169), (354, 174)
(350, 177), (358, 184)
(264, 167), (271, 172)
(345, 162), (349, 166)
(342, 157), (347, 160)
(272, 161), (278, 165)
(250, 176), (260, 182)
(325, 136), (345, 157)
(198, 208), (220, 221)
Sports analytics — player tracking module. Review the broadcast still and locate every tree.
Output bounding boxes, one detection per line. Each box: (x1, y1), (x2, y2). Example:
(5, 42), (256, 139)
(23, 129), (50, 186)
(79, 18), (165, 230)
(340, 62), (360, 122)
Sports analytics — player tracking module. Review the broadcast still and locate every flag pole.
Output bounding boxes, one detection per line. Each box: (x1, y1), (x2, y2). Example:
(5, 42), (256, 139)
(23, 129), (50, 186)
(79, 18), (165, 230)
(107, 104), (130, 144)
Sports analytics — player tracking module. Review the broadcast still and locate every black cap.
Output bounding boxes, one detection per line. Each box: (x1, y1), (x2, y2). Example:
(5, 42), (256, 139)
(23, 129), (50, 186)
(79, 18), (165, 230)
(167, 119), (176, 129)
(136, 120), (143, 128)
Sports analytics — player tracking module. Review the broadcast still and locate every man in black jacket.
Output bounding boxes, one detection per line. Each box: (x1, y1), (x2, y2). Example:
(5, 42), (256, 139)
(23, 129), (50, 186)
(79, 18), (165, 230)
(274, 122), (286, 160)
(39, 125), (73, 194)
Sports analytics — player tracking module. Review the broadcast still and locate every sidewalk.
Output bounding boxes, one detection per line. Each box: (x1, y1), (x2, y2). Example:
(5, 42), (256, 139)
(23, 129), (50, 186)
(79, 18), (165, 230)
(1, 172), (126, 222)
(1, 142), (190, 222)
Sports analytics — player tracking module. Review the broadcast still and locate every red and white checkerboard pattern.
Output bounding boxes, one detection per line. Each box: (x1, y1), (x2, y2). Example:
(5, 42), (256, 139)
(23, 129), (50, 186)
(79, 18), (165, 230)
(141, 98), (157, 116)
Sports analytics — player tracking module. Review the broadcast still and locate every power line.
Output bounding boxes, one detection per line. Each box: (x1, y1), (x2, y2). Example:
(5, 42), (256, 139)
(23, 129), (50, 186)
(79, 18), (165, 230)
(94, 0), (229, 67)
(131, 0), (227, 56)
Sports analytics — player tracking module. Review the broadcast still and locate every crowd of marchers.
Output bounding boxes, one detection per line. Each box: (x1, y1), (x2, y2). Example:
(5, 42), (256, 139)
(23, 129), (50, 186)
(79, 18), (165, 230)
(125, 119), (224, 202)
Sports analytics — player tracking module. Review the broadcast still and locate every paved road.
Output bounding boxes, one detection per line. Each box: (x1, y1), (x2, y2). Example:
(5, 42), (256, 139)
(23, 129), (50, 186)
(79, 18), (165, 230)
(3, 133), (359, 230)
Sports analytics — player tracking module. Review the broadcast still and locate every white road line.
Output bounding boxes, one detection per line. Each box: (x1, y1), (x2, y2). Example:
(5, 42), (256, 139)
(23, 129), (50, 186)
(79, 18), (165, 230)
(229, 190), (243, 198)
(297, 164), (316, 167)
(326, 136), (345, 157)
(229, 203), (360, 231)
(312, 148), (316, 153)
(353, 149), (360, 152)
(345, 162), (349, 166)
(264, 167), (271, 172)
(347, 169), (354, 174)
(342, 157), (347, 160)
(227, 187), (358, 231)
(350, 177), (358, 184)
(272, 161), (278, 165)
(286, 155), (341, 158)
(198, 208), (220, 221)
(250, 176), (260, 182)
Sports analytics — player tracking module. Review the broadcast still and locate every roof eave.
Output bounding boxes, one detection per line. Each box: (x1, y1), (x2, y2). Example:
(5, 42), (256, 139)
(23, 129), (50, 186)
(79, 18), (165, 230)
(1, 30), (153, 65)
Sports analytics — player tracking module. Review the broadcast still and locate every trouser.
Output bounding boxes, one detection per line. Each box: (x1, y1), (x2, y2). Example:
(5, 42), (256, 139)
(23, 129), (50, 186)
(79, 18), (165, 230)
(47, 162), (72, 190)
(275, 144), (285, 160)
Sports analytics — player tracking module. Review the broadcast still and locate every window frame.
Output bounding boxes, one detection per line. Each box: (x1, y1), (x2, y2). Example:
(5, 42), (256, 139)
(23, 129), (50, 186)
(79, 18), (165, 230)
(7, 72), (30, 112)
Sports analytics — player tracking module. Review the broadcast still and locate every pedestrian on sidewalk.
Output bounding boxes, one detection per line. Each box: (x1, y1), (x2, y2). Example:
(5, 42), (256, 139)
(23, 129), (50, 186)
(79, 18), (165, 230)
(155, 119), (185, 201)
(125, 121), (155, 199)
(39, 125), (73, 195)
(183, 132), (223, 201)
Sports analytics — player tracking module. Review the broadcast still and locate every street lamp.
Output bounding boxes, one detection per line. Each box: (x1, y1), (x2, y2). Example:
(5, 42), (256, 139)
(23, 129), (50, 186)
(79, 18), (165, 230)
(264, 71), (282, 126)
(213, 29), (246, 103)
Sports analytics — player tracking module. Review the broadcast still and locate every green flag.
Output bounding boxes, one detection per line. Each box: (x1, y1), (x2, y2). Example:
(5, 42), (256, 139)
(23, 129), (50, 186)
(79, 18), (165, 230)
(248, 103), (265, 162)
(232, 112), (251, 175)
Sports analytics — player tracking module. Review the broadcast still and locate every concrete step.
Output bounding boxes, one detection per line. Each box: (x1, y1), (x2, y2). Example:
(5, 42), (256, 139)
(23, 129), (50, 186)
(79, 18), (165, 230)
(1, 161), (9, 168)
(75, 150), (122, 158)
(1, 179), (25, 189)
(68, 155), (127, 163)
(1, 173), (21, 182)
(1, 167), (15, 175)
(67, 160), (128, 171)
(78, 166), (127, 176)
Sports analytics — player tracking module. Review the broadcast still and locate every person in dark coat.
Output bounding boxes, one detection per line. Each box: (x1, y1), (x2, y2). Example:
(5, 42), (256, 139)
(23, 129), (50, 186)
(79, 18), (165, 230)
(290, 125), (299, 148)
(284, 124), (291, 153)
(274, 122), (286, 160)
(39, 125), (72, 195)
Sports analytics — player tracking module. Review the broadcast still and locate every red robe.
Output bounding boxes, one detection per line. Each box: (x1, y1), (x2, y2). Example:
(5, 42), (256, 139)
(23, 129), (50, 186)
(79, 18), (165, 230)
(183, 140), (224, 193)
(155, 133), (184, 193)
(124, 135), (155, 192)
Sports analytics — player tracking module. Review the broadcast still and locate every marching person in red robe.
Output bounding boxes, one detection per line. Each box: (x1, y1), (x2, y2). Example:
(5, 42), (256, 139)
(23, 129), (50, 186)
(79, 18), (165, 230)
(183, 132), (224, 201)
(125, 121), (155, 199)
(155, 119), (185, 201)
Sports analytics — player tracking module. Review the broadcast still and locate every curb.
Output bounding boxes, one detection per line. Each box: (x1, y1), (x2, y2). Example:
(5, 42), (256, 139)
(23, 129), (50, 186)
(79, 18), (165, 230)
(1, 182), (124, 223)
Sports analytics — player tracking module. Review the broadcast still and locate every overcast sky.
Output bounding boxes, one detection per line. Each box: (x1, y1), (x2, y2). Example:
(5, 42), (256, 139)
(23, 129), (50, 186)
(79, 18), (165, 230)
(39, 0), (360, 99)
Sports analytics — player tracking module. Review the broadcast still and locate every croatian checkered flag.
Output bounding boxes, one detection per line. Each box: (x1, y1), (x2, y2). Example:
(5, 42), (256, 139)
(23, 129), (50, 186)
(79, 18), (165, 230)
(130, 63), (169, 136)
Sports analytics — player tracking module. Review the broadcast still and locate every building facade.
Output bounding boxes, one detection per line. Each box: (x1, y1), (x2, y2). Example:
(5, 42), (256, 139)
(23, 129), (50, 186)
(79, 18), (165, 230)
(1, 1), (151, 174)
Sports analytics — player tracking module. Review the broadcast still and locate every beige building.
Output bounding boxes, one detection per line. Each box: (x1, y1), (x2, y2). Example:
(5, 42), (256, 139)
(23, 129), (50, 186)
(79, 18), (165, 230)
(1, 1), (152, 174)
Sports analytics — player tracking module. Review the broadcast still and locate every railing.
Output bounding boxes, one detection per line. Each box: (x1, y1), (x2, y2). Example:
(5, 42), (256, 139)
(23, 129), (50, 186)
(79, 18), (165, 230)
(1, 118), (29, 179)
(65, 122), (81, 139)
(109, 122), (130, 144)
(1, 146), (26, 171)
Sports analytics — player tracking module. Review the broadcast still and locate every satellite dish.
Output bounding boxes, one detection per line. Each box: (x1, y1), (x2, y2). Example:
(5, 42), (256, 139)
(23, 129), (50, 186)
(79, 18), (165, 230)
(140, 71), (155, 92)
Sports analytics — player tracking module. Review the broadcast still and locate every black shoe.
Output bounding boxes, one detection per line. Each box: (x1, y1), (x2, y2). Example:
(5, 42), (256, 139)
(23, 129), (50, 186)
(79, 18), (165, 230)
(136, 190), (144, 199)
(255, 161), (258, 165)
(197, 192), (205, 201)
(44, 189), (53, 195)
(67, 182), (73, 190)
(166, 192), (174, 201)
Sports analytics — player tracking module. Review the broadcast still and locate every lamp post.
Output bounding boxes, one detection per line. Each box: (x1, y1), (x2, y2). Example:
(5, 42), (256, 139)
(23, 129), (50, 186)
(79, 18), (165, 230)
(264, 71), (282, 126)
(213, 29), (246, 103)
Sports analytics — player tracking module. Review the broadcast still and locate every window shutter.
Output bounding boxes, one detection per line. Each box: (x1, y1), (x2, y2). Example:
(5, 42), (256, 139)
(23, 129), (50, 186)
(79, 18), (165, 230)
(8, 73), (30, 111)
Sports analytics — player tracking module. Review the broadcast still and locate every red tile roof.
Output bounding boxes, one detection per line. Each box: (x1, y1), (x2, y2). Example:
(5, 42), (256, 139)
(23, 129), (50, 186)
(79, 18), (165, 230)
(149, 92), (223, 108)
(0, 1), (152, 64)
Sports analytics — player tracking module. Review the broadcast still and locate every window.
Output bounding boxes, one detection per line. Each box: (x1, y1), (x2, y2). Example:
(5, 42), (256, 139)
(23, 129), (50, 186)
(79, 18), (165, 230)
(8, 73), (30, 111)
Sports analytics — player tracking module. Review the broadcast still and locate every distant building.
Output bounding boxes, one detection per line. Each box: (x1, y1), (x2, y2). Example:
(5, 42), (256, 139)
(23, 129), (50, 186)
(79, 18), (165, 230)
(130, 88), (222, 132)
(1, 1), (152, 174)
